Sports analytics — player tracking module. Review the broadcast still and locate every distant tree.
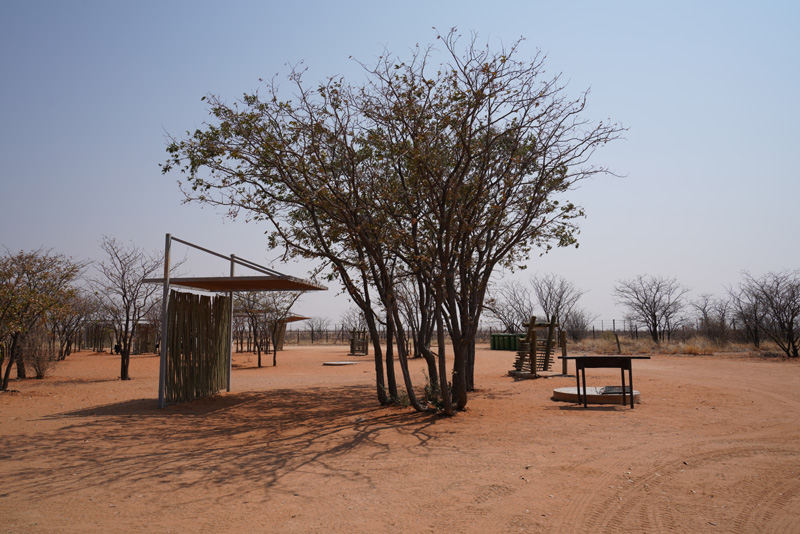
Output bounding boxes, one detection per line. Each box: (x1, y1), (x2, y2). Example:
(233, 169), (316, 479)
(691, 293), (730, 345)
(613, 275), (689, 344)
(563, 307), (598, 341)
(91, 237), (164, 380)
(236, 292), (270, 367)
(142, 305), (163, 354)
(0, 248), (82, 390)
(728, 282), (764, 348)
(50, 288), (99, 360)
(262, 291), (303, 366)
(485, 280), (536, 333)
(236, 291), (302, 367)
(740, 271), (800, 358)
(307, 316), (330, 344)
(340, 307), (367, 333)
(531, 273), (586, 329)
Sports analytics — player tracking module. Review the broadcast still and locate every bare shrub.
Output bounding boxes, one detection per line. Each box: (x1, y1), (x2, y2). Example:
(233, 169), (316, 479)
(20, 327), (57, 379)
(563, 307), (597, 341)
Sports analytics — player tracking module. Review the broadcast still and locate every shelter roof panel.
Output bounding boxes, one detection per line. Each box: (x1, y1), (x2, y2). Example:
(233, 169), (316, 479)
(144, 276), (326, 292)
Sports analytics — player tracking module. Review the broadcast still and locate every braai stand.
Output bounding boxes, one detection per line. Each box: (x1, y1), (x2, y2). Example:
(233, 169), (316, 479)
(559, 355), (651, 408)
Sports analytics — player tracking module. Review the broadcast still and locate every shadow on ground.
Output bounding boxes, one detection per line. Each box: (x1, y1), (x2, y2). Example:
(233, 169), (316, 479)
(5, 386), (439, 499)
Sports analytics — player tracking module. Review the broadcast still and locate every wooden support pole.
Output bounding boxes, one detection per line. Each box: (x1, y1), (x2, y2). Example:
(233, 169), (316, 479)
(544, 317), (556, 372)
(158, 233), (171, 409)
(227, 254), (234, 392)
(561, 330), (568, 375)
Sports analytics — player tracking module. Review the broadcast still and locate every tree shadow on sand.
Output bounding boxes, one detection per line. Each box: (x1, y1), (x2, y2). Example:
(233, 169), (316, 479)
(4, 386), (439, 500)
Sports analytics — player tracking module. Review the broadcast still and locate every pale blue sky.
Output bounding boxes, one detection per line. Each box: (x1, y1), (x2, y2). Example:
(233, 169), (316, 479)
(1, 0), (798, 323)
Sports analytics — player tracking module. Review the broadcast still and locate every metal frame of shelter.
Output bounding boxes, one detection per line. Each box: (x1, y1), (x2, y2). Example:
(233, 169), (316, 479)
(146, 234), (326, 408)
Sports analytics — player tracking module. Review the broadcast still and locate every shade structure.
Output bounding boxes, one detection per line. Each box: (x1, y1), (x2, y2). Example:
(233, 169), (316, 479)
(150, 234), (328, 409)
(144, 275), (326, 293)
(280, 315), (310, 323)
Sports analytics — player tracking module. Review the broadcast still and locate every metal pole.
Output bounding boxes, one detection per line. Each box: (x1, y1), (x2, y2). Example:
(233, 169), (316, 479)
(158, 233), (171, 409)
(227, 254), (234, 392)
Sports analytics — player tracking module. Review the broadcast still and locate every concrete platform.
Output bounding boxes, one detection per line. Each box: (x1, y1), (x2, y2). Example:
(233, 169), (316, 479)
(552, 386), (641, 405)
(322, 361), (359, 366)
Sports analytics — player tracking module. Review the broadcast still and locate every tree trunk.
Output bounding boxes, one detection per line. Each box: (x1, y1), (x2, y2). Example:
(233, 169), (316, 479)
(256, 328), (262, 367)
(365, 313), (389, 405)
(120, 348), (130, 380)
(451, 342), (468, 410)
(420, 345), (439, 400)
(434, 307), (454, 415)
(1, 334), (20, 390)
(389, 308), (430, 413)
(15, 338), (26, 379)
(272, 326), (278, 366)
(385, 317), (398, 400)
(465, 341), (475, 392)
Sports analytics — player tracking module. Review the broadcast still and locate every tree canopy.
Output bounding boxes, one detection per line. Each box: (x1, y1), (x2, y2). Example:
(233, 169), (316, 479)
(163, 29), (623, 413)
(0, 248), (83, 389)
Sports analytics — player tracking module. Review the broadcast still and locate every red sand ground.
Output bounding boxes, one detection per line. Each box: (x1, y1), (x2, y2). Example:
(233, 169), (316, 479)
(1, 345), (799, 533)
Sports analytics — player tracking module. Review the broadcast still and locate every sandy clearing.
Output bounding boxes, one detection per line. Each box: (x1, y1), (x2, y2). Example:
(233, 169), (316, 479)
(1, 346), (799, 533)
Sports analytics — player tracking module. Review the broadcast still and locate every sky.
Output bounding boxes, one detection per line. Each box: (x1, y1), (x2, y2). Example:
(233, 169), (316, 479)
(1, 0), (798, 325)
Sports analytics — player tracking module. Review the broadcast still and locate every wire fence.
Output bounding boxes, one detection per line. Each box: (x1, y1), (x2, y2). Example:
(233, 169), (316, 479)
(282, 325), (502, 345)
(282, 321), (641, 345)
(282, 318), (735, 346)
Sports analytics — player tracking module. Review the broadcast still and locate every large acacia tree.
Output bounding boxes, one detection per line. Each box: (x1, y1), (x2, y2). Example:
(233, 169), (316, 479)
(163, 29), (623, 413)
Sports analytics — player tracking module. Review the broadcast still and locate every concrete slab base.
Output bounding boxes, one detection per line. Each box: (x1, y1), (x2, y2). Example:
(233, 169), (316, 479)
(322, 361), (359, 366)
(552, 386), (641, 405)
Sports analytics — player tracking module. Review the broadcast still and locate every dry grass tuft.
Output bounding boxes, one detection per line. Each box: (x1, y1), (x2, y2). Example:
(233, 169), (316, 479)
(570, 335), (764, 357)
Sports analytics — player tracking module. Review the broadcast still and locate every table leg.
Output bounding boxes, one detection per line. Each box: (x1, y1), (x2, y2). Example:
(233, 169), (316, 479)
(581, 366), (588, 408)
(621, 368), (626, 407)
(629, 367), (634, 409)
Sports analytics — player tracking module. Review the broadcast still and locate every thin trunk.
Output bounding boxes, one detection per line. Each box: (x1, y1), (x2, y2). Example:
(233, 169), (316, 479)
(15, 343), (26, 379)
(465, 341), (475, 391)
(385, 317), (398, 400)
(451, 341), (468, 410)
(120, 348), (130, 380)
(272, 325), (278, 366)
(365, 312), (389, 405)
(420, 345), (439, 399)
(435, 307), (454, 416)
(390, 307), (431, 412)
(2, 334), (20, 390)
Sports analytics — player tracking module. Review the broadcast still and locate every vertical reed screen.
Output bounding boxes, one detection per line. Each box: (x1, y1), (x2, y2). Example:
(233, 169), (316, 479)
(165, 290), (230, 405)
